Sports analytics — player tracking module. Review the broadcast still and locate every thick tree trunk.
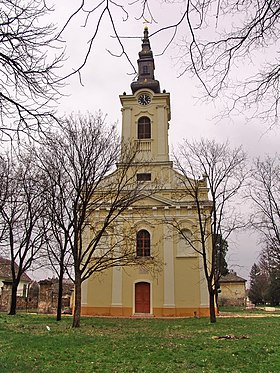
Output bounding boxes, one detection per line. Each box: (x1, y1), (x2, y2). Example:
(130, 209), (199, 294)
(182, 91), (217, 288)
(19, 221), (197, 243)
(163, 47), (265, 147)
(72, 271), (82, 328)
(8, 282), (18, 315)
(56, 266), (64, 321)
(209, 289), (216, 323)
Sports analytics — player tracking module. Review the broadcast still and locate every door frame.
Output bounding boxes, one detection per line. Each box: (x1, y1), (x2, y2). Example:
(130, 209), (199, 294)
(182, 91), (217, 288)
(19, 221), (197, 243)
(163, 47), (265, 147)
(133, 280), (152, 315)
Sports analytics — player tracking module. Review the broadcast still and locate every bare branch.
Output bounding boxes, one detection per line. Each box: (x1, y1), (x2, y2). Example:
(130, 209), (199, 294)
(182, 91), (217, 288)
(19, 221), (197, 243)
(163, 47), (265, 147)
(0, 0), (65, 137)
(172, 138), (248, 321)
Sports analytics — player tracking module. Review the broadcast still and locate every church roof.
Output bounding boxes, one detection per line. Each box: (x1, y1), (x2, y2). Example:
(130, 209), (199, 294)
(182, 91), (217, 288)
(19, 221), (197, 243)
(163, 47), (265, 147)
(0, 256), (32, 282)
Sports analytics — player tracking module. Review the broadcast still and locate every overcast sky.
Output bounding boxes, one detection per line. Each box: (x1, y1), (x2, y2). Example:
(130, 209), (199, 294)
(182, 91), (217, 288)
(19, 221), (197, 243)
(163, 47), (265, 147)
(49, 1), (279, 281)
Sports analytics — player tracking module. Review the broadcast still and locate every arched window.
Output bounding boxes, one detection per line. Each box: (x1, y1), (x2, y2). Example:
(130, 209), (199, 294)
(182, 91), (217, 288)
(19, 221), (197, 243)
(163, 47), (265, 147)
(138, 116), (151, 139)
(136, 229), (150, 256)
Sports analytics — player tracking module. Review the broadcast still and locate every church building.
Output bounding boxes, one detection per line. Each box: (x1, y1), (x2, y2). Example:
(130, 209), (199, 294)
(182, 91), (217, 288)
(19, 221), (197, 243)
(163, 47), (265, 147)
(81, 27), (211, 317)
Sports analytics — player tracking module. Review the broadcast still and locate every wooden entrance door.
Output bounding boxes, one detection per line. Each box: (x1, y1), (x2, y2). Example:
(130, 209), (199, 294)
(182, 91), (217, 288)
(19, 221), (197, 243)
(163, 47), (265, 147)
(135, 282), (150, 313)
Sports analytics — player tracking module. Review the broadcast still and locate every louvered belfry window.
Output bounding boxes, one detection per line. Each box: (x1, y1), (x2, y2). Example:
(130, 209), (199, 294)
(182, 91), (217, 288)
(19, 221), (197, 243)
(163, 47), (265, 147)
(138, 117), (151, 139)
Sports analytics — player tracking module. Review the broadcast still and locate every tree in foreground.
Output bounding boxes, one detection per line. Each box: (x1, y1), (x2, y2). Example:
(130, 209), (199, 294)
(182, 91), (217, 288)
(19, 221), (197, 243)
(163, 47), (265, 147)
(0, 150), (46, 315)
(0, 0), (64, 138)
(40, 201), (73, 321)
(36, 113), (154, 327)
(173, 139), (247, 322)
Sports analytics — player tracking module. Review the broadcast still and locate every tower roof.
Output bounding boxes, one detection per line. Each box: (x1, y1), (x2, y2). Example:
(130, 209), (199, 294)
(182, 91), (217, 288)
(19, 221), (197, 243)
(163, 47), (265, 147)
(131, 27), (160, 94)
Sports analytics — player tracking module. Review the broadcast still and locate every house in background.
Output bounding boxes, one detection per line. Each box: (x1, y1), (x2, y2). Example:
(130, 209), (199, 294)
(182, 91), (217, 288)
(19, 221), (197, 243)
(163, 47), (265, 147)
(0, 256), (32, 297)
(81, 27), (212, 317)
(219, 271), (247, 306)
(0, 256), (33, 311)
(38, 278), (73, 314)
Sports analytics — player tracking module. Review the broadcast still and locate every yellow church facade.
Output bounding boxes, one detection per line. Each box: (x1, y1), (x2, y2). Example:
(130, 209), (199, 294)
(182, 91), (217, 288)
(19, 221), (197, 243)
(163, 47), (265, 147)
(81, 28), (211, 317)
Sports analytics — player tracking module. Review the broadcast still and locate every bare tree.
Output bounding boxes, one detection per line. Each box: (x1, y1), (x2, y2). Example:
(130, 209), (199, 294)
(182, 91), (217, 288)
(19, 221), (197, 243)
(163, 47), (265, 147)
(0, 0), (64, 138)
(249, 155), (280, 261)
(58, 1), (279, 126)
(245, 154), (280, 305)
(173, 138), (247, 322)
(36, 113), (156, 327)
(0, 149), (46, 315)
(151, 0), (279, 126)
(41, 194), (73, 321)
(175, 0), (280, 127)
(33, 149), (74, 321)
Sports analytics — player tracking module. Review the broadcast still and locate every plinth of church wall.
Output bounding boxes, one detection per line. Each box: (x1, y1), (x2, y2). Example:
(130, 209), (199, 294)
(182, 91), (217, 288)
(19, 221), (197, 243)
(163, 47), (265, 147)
(154, 307), (210, 317)
(80, 305), (210, 317)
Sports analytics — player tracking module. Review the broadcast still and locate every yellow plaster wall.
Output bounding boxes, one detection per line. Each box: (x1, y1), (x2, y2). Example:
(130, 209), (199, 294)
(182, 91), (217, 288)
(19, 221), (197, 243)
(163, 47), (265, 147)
(81, 84), (212, 317)
(174, 257), (201, 307)
(220, 282), (246, 299)
(85, 270), (113, 308)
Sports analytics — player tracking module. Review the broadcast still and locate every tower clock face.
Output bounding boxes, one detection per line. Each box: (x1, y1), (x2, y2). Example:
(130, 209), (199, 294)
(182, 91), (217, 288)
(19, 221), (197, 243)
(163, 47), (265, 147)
(138, 94), (151, 106)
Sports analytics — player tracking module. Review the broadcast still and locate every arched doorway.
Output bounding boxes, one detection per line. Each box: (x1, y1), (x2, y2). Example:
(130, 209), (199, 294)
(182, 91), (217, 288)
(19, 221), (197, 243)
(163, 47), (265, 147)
(135, 282), (150, 314)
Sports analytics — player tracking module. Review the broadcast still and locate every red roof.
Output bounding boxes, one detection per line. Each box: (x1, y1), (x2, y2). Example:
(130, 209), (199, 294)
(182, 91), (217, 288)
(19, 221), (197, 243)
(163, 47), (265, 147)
(0, 257), (32, 282)
(220, 272), (246, 283)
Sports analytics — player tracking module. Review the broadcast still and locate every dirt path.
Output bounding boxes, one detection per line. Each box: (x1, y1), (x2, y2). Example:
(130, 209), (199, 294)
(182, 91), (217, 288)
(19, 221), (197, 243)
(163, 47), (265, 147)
(218, 312), (280, 318)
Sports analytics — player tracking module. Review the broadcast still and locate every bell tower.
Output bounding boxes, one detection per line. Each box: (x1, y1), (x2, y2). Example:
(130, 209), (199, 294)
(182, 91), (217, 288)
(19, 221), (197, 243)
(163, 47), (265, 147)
(120, 27), (171, 164)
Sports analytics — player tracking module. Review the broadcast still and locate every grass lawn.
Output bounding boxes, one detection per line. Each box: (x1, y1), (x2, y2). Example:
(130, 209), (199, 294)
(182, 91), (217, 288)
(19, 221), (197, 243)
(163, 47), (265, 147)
(0, 313), (279, 372)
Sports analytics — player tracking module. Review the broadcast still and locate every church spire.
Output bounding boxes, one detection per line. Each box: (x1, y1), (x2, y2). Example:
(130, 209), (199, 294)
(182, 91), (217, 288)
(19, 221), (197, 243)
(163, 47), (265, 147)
(131, 26), (161, 94)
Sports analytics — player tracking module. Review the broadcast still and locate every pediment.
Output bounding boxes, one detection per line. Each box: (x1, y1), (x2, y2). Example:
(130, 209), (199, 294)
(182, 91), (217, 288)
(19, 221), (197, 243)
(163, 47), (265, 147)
(133, 193), (174, 207)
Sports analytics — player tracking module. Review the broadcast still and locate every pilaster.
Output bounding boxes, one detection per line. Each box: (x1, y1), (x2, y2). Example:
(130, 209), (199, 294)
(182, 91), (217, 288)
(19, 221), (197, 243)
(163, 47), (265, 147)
(163, 224), (175, 307)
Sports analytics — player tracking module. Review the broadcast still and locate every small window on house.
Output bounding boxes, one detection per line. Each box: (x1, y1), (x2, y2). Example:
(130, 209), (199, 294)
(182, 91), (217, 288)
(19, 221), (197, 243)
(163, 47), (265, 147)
(136, 230), (150, 257)
(137, 173), (151, 182)
(138, 116), (151, 139)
